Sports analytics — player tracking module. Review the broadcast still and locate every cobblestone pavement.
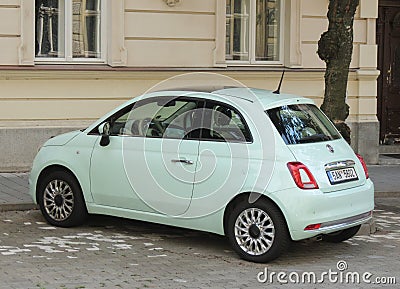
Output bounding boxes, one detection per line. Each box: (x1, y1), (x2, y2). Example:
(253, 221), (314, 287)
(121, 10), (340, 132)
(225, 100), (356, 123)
(0, 202), (399, 289)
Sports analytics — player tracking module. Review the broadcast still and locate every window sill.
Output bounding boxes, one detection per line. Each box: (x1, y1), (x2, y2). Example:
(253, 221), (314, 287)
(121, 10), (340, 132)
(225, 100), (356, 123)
(225, 61), (284, 67)
(34, 59), (107, 65)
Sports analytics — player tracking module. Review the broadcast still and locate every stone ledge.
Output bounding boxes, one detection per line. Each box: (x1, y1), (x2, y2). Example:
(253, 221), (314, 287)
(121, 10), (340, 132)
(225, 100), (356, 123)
(0, 127), (81, 172)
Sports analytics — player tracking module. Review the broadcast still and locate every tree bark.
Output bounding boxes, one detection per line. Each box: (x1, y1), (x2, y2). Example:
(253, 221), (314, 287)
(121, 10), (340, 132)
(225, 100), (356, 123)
(317, 0), (359, 144)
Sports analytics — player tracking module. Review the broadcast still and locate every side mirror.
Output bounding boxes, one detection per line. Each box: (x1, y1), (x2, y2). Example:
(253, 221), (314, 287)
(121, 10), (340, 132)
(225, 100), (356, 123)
(98, 122), (111, 147)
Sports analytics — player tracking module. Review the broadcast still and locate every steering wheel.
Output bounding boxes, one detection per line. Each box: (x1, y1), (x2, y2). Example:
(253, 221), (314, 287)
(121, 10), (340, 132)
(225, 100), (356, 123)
(139, 118), (163, 137)
(139, 118), (152, 136)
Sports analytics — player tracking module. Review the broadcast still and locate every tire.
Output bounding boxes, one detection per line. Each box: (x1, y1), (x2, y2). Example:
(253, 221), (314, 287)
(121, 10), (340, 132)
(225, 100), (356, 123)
(226, 198), (291, 263)
(322, 225), (361, 243)
(38, 170), (88, 227)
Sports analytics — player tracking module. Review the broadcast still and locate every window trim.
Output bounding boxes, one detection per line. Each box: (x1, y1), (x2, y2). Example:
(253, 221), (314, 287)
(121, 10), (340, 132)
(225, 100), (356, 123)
(225, 0), (285, 66)
(34, 0), (107, 64)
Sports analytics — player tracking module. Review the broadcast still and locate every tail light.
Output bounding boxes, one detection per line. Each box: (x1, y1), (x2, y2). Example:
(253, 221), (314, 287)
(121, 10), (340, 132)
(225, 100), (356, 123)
(287, 162), (319, 189)
(356, 153), (369, 179)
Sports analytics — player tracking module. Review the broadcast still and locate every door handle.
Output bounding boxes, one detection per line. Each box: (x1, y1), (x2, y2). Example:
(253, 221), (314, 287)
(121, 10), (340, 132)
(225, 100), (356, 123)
(171, 159), (194, 165)
(387, 64), (392, 86)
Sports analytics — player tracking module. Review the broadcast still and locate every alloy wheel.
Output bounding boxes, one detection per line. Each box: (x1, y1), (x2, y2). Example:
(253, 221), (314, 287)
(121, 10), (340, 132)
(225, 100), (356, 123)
(43, 179), (74, 221)
(234, 208), (275, 256)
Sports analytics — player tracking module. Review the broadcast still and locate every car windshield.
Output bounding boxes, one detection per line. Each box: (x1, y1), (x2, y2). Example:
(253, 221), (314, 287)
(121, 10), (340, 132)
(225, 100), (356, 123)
(267, 104), (341, 145)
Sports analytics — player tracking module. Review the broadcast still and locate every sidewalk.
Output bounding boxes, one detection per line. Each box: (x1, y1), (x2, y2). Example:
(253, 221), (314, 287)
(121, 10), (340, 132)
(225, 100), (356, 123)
(0, 173), (34, 211)
(0, 165), (399, 211)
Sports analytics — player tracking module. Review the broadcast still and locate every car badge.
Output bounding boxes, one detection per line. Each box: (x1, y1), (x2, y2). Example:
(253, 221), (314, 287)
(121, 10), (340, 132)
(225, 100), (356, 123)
(326, 144), (334, 153)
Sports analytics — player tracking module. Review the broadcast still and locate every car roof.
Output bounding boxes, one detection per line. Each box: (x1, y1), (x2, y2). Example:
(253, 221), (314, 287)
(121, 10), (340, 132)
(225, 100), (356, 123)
(148, 87), (313, 110)
(213, 87), (309, 106)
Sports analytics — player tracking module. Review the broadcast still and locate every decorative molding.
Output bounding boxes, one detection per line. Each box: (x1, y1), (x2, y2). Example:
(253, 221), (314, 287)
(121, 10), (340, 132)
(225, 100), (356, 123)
(0, 5), (20, 8)
(125, 37), (214, 42)
(0, 34), (20, 38)
(360, 0), (378, 19)
(18, 0), (35, 66)
(0, 68), (328, 81)
(285, 0), (303, 68)
(356, 69), (381, 80)
(213, 0), (227, 67)
(124, 9), (214, 15)
(163, 0), (181, 7)
(107, 0), (127, 67)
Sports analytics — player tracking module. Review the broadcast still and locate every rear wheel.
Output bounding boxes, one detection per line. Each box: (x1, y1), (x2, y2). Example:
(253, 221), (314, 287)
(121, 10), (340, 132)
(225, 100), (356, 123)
(38, 170), (88, 227)
(322, 225), (361, 243)
(226, 198), (290, 263)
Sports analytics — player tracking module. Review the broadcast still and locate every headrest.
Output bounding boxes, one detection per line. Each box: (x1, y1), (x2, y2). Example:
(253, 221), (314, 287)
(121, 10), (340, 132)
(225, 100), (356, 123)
(214, 106), (232, 126)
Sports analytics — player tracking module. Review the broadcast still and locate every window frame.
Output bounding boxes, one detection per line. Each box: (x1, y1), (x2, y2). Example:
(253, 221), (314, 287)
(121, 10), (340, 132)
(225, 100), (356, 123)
(35, 0), (107, 64)
(225, 0), (285, 66)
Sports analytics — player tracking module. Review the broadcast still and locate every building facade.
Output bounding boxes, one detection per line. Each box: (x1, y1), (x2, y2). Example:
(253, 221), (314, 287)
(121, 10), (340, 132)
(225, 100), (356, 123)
(0, 0), (380, 171)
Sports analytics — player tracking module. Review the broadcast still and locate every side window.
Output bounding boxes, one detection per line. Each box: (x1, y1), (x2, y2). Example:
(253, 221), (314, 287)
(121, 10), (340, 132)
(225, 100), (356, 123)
(109, 107), (133, 136)
(109, 98), (200, 139)
(202, 102), (252, 142)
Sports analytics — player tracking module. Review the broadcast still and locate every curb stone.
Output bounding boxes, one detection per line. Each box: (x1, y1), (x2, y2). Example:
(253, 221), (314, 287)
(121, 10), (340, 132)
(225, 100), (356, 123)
(374, 191), (400, 198)
(0, 203), (38, 212)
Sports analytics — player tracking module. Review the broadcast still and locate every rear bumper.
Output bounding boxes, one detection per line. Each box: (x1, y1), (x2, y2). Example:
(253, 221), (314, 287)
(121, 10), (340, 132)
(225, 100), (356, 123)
(270, 179), (374, 240)
(313, 211), (372, 233)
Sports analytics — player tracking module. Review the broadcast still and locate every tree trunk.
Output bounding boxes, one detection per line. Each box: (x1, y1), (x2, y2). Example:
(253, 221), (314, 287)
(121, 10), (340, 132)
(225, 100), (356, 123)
(317, 0), (359, 144)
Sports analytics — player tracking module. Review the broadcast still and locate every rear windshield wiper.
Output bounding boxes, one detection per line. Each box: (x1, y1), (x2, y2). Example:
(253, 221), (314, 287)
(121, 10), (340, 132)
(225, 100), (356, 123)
(299, 134), (331, 143)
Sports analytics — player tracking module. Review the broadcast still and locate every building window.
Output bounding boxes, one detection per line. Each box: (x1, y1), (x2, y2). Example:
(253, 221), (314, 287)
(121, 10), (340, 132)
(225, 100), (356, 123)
(226, 0), (282, 64)
(35, 0), (104, 62)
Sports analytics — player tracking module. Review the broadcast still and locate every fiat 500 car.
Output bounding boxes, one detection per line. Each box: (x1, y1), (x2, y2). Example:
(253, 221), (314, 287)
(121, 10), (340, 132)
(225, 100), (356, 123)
(29, 87), (374, 263)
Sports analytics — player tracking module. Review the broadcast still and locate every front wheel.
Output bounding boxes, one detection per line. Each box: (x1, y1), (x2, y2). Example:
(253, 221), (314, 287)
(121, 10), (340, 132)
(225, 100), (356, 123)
(226, 199), (291, 263)
(322, 225), (361, 243)
(38, 170), (88, 227)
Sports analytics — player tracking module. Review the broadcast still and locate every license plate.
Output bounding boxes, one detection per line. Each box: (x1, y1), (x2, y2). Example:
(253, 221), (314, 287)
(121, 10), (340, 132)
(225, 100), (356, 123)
(327, 167), (358, 184)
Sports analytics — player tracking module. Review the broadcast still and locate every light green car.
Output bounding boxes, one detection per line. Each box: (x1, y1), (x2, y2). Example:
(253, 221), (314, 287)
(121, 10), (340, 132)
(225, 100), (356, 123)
(29, 88), (374, 263)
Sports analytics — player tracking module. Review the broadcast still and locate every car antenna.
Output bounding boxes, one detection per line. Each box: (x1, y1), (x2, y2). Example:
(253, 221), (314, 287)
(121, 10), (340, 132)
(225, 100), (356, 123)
(273, 70), (285, 94)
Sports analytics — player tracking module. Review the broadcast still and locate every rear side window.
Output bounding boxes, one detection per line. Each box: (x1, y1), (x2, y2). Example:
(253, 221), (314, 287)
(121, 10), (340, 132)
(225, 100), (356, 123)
(267, 104), (341, 145)
(201, 102), (252, 143)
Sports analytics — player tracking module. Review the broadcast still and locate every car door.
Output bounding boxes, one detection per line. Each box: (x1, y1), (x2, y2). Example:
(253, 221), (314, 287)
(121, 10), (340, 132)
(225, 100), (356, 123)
(90, 96), (202, 216)
(186, 100), (254, 217)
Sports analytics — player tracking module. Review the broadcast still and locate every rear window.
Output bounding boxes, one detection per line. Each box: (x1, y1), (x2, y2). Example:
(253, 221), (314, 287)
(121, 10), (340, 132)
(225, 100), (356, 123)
(267, 104), (341, 145)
